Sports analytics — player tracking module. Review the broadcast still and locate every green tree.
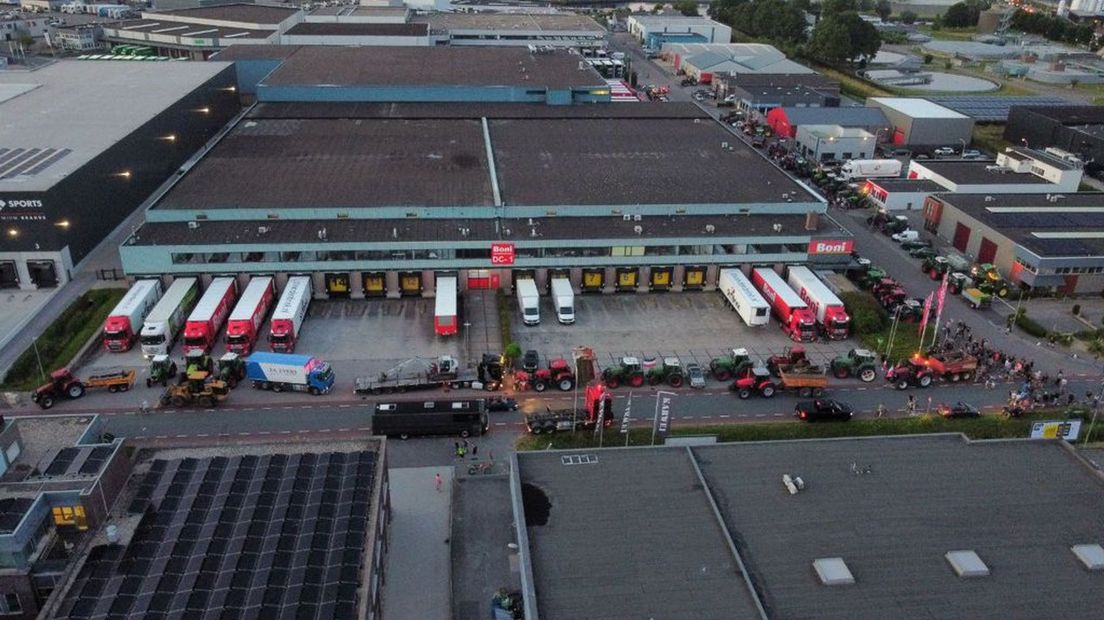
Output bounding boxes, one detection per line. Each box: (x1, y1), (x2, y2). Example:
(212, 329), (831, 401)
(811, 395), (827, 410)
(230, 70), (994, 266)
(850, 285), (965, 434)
(820, 0), (857, 16)
(672, 0), (699, 16)
(900, 10), (917, 23)
(875, 0), (891, 20)
(943, 2), (980, 27)
(808, 17), (853, 63)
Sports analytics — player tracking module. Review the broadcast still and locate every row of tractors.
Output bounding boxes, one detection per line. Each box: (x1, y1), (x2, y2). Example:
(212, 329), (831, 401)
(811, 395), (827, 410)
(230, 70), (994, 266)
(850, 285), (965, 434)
(921, 255), (1008, 309)
(848, 259), (932, 322)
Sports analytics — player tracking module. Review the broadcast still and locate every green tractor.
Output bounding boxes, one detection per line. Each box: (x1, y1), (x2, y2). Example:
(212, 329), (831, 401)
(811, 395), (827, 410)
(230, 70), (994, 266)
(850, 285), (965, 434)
(922, 254), (971, 281)
(146, 354), (178, 388)
(602, 357), (645, 389)
(646, 357), (686, 388)
(183, 351), (212, 378)
(709, 348), (753, 381)
(216, 352), (246, 388)
(970, 263), (1010, 298)
(947, 272), (973, 295)
(829, 349), (879, 383)
(847, 258), (888, 289)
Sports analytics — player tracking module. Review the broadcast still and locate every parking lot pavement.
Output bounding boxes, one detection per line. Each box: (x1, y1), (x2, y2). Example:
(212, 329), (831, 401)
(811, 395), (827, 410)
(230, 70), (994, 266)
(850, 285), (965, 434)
(451, 475), (517, 620)
(511, 291), (860, 370)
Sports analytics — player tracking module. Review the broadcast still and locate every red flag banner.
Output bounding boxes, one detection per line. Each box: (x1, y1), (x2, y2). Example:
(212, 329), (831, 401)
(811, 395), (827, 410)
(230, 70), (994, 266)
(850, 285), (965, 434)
(934, 272), (949, 324)
(918, 292), (934, 336)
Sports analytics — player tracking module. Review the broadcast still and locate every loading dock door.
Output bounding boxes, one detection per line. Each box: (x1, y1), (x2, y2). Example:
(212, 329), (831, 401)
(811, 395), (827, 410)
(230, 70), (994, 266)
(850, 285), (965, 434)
(468, 269), (491, 290)
(324, 273), (350, 297)
(363, 272), (386, 297)
(978, 238), (997, 265)
(27, 261), (58, 288)
(683, 266), (705, 289)
(0, 261), (17, 288)
(399, 272), (422, 296)
(650, 267), (672, 291)
(582, 269), (603, 293)
(615, 268), (638, 291)
(953, 223), (971, 253)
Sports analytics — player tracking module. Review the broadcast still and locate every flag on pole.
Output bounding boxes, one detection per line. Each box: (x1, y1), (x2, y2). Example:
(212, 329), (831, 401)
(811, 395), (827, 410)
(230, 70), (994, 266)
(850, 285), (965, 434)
(918, 291), (934, 336)
(934, 272), (949, 324)
(594, 392), (607, 437)
(619, 391), (633, 434)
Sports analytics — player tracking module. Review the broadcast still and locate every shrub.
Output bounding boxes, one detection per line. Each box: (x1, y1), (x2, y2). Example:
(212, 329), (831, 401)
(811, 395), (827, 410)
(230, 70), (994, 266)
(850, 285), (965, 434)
(1014, 310), (1049, 338)
(503, 342), (522, 363)
(923, 53), (933, 64)
(840, 291), (889, 335)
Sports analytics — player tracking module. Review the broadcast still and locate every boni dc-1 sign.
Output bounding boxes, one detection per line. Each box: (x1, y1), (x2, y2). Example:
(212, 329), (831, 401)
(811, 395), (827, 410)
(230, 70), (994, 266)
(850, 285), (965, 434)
(491, 243), (515, 266)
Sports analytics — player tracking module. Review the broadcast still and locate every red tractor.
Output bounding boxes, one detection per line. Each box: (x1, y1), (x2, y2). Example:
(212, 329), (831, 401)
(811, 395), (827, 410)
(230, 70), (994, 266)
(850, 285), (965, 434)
(885, 359), (934, 390)
(767, 346), (810, 376)
(516, 357), (576, 393)
(731, 365), (777, 399)
(30, 369), (86, 409)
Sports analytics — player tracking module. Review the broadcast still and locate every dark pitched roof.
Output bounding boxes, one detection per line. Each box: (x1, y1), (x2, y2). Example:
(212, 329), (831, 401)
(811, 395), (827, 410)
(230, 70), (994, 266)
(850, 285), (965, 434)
(150, 3), (297, 24)
(777, 106), (890, 128)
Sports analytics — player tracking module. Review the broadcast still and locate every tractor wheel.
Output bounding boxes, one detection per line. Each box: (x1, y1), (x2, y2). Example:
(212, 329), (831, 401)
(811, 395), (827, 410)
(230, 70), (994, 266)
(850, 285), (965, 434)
(557, 377), (575, 392)
(533, 379), (547, 393)
(605, 376), (621, 389)
(833, 366), (849, 379)
(895, 379), (909, 390)
(647, 374), (662, 386)
(798, 387), (812, 398)
(737, 388), (751, 399)
(929, 268), (939, 280)
(199, 396), (214, 408)
(629, 373), (645, 388)
(171, 396), (185, 407)
(761, 383), (777, 398)
(67, 383), (86, 399)
(997, 286), (1009, 298)
(39, 395), (54, 410)
(918, 374), (934, 388)
(668, 374), (684, 388)
(713, 369), (732, 382)
(859, 368), (877, 383)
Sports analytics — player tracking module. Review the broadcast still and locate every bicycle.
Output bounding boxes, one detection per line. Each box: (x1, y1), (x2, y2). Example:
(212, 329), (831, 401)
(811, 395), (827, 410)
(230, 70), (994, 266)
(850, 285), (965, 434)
(468, 461), (495, 476)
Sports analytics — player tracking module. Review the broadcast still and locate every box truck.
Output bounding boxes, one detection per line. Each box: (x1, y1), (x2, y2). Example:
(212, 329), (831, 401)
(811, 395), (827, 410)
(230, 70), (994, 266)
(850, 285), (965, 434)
(269, 276), (311, 353)
(550, 277), (575, 324)
(225, 276), (275, 355)
(183, 277), (237, 355)
(244, 352), (334, 395)
(434, 276), (458, 336)
(140, 278), (198, 358)
(839, 159), (902, 181)
(102, 279), (162, 353)
(718, 269), (770, 327)
(786, 266), (850, 340)
(516, 278), (540, 326)
(751, 268), (817, 342)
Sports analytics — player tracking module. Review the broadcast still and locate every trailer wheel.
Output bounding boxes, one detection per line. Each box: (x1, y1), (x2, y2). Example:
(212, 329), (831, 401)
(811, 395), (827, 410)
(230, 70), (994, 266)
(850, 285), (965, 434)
(120, 384), (129, 392)
(737, 388), (751, 399)
(918, 374), (933, 388)
(459, 430), (470, 438)
(533, 380), (548, 393)
(399, 433), (410, 440)
(272, 383), (284, 393)
(557, 377), (575, 392)
(949, 373), (960, 383)
(109, 385), (119, 393)
(834, 366), (849, 379)
(761, 384), (777, 398)
(798, 387), (812, 398)
(962, 371), (974, 381)
(997, 287), (1009, 298)
(199, 396), (214, 408)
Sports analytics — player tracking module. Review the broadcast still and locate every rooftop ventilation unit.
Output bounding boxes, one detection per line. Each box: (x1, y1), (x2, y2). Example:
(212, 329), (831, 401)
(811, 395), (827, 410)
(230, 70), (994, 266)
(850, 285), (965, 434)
(633, 214), (642, 222)
(187, 221), (199, 230)
(945, 550), (989, 578)
(633, 225), (643, 235)
(813, 558), (854, 586)
(705, 224), (715, 233)
(623, 214), (632, 221)
(1071, 544), (1104, 571)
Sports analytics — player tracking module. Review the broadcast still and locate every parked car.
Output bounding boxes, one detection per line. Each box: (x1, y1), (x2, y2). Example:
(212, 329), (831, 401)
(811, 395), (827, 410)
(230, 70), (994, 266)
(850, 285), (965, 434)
(794, 399), (854, 422)
(934, 147), (956, 157)
(486, 397), (519, 412)
(909, 246), (938, 259)
(686, 363), (706, 389)
(891, 229), (920, 243)
(939, 401), (981, 418)
(751, 137), (765, 148)
(522, 349), (540, 373)
(962, 149), (983, 159)
(900, 239), (931, 250)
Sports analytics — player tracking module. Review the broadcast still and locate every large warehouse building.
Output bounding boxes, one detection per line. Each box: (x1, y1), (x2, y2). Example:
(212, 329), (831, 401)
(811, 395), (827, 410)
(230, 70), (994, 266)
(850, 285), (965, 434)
(118, 46), (848, 299)
(511, 435), (1104, 619)
(0, 60), (239, 290)
(1004, 105), (1104, 175)
(866, 97), (975, 149)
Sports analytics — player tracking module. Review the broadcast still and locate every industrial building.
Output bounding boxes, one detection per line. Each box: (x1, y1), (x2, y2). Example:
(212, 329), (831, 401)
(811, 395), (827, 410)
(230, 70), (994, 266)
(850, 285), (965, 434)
(511, 435), (1104, 619)
(861, 178), (944, 211)
(49, 438), (388, 620)
(116, 44), (846, 299)
(908, 147), (1084, 194)
(414, 13), (606, 49)
(0, 60), (239, 290)
(626, 14), (732, 47)
(0, 415), (129, 620)
(795, 125), (877, 162)
(922, 192), (1104, 294)
(661, 43), (813, 84)
(866, 97), (975, 149)
(1005, 105), (1104, 175)
(714, 72), (841, 108)
(100, 4), (303, 59)
(766, 106), (889, 140)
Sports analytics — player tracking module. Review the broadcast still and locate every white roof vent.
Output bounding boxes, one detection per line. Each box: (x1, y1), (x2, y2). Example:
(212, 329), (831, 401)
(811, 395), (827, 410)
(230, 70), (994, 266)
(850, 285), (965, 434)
(1071, 544), (1104, 571)
(946, 550), (989, 578)
(813, 557), (854, 586)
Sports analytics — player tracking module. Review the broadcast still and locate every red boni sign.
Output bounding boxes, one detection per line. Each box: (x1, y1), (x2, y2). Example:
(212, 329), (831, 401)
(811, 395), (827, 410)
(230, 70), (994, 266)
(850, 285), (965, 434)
(491, 243), (515, 266)
(807, 240), (854, 255)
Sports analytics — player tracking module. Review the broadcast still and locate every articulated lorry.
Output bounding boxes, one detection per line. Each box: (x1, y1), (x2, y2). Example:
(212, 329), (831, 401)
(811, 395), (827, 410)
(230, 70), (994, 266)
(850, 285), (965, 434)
(103, 279), (162, 353)
(140, 277), (199, 358)
(226, 277), (275, 355)
(183, 277), (237, 355)
(786, 266), (850, 339)
(718, 268), (770, 327)
(269, 276), (312, 353)
(516, 278), (540, 326)
(752, 268), (817, 342)
(434, 276), (458, 336)
(550, 277), (575, 324)
(354, 355), (504, 395)
(839, 159), (902, 181)
(244, 352), (334, 395)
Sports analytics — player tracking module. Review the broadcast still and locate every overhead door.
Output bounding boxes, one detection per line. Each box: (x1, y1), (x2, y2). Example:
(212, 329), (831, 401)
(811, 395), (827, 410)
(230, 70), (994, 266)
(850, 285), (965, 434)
(952, 223), (971, 253)
(467, 269), (491, 290)
(581, 269), (603, 293)
(362, 272), (385, 297)
(683, 266), (705, 289)
(399, 272), (422, 296)
(978, 238), (997, 264)
(615, 268), (638, 291)
(324, 273), (350, 298)
(650, 267), (672, 291)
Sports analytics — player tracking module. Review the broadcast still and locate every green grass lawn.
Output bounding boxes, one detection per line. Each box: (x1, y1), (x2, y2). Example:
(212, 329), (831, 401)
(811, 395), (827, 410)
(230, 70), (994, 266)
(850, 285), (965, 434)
(972, 123), (1011, 155)
(516, 408), (1101, 451)
(858, 319), (929, 365)
(1, 288), (126, 391)
(917, 26), (978, 41)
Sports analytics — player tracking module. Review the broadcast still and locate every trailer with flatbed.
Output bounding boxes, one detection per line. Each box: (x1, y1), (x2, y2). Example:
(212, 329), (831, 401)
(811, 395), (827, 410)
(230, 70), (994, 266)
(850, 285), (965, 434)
(354, 355), (503, 394)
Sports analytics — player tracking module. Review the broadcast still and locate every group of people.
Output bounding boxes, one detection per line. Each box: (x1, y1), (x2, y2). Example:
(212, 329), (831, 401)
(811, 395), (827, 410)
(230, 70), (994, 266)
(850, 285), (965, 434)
(934, 320), (1042, 385)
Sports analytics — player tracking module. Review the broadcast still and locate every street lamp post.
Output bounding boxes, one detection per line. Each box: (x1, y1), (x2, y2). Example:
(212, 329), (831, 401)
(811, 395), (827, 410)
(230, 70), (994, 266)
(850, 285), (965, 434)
(32, 336), (46, 383)
(958, 138), (967, 155)
(462, 322), (471, 357)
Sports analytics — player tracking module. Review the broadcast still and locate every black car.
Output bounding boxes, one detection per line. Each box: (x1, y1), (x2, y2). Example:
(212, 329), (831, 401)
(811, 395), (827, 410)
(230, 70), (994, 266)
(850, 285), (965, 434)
(794, 399), (854, 422)
(486, 397), (519, 412)
(939, 401), (980, 418)
(522, 350), (540, 373)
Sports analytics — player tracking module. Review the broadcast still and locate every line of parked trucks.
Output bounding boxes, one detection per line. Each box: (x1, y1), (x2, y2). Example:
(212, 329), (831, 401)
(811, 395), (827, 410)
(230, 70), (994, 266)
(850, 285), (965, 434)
(717, 266), (851, 342)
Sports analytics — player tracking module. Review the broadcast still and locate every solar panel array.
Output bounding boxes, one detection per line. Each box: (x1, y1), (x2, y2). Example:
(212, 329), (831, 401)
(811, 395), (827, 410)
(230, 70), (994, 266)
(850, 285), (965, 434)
(0, 497), (34, 535)
(59, 451), (378, 620)
(45, 447), (82, 477)
(0, 147), (72, 180)
(927, 96), (1072, 123)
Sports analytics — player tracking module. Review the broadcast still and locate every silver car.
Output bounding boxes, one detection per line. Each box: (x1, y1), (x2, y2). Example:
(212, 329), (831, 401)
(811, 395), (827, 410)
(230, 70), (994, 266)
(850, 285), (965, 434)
(686, 363), (706, 389)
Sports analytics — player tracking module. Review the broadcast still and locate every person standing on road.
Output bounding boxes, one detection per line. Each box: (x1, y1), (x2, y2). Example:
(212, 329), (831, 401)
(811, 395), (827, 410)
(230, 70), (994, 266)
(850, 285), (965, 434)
(906, 395), (916, 416)
(876, 403), (886, 419)
(434, 473), (443, 493)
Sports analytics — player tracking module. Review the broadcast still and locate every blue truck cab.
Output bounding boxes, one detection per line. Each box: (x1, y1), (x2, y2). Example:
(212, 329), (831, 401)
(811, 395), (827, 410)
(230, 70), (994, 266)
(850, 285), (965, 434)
(244, 352), (335, 395)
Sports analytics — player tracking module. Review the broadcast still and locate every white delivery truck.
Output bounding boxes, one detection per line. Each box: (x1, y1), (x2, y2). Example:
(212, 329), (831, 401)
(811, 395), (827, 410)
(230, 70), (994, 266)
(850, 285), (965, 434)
(839, 159), (902, 181)
(140, 277), (199, 358)
(718, 268), (770, 327)
(269, 276), (312, 353)
(550, 277), (575, 324)
(516, 278), (540, 326)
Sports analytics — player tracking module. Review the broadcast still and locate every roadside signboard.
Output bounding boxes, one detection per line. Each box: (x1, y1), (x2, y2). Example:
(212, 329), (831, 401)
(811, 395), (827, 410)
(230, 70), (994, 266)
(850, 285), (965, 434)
(1029, 420), (1081, 441)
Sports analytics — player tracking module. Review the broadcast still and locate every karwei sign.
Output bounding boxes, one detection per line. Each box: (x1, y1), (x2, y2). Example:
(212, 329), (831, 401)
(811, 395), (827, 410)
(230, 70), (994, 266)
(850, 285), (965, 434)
(491, 243), (515, 266)
(807, 240), (854, 255)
